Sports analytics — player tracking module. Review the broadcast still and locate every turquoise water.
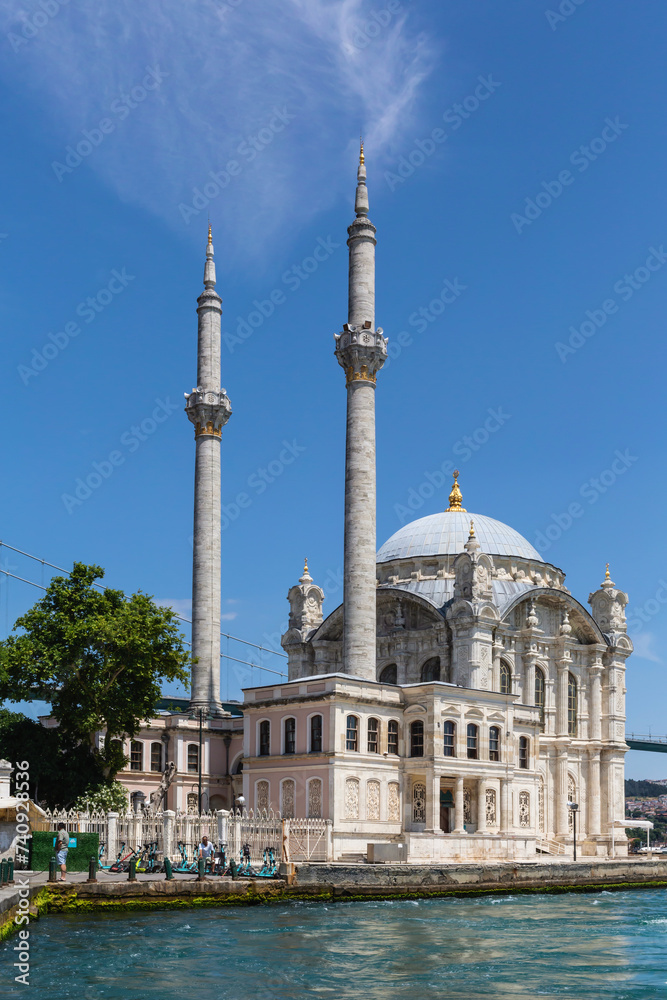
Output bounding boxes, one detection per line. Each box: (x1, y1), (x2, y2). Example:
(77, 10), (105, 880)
(2, 889), (667, 998)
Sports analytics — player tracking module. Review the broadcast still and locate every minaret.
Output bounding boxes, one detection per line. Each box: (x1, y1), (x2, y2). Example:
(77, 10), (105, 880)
(334, 142), (388, 679)
(184, 227), (232, 713)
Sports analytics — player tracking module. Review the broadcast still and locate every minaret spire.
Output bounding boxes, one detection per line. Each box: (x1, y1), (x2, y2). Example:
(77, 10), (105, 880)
(184, 228), (232, 713)
(334, 144), (388, 681)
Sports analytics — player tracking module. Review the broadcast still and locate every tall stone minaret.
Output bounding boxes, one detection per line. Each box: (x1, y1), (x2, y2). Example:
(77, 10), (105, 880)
(334, 143), (388, 680)
(184, 227), (232, 714)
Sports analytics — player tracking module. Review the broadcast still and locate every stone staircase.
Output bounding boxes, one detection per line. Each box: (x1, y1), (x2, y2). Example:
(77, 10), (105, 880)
(536, 838), (567, 856)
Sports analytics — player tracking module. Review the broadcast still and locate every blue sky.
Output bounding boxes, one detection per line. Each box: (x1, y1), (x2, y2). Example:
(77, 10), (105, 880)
(1, 0), (666, 778)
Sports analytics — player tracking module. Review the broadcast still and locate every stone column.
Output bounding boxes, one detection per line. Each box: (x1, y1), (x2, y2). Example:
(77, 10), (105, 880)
(425, 769), (440, 833)
(163, 809), (175, 861)
(477, 779), (487, 833)
(216, 809), (229, 849)
(106, 811), (118, 865)
(587, 752), (601, 837)
(555, 746), (569, 837)
(556, 662), (570, 737)
(499, 778), (510, 834)
(334, 149), (387, 680)
(453, 776), (466, 834)
(589, 665), (603, 741)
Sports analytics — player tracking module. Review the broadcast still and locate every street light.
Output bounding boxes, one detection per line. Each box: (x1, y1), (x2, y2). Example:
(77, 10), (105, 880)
(569, 802), (579, 861)
(188, 708), (212, 813)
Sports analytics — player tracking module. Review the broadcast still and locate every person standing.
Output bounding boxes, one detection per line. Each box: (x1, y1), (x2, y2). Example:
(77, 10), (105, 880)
(55, 823), (69, 881)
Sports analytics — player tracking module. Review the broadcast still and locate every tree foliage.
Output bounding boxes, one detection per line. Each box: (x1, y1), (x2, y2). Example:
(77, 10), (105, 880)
(72, 781), (129, 814)
(0, 563), (190, 779)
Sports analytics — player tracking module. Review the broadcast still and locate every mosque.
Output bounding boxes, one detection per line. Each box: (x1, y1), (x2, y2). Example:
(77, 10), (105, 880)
(118, 145), (632, 861)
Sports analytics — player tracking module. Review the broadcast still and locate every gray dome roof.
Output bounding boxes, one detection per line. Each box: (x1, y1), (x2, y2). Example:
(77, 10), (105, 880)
(377, 511), (542, 563)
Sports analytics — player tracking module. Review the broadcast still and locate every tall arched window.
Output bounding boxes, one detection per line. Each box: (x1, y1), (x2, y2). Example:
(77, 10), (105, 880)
(519, 736), (529, 769)
(150, 742), (162, 772)
(489, 726), (500, 762)
(310, 715), (322, 753)
(567, 673), (577, 736)
(535, 668), (545, 730)
(443, 720), (456, 757)
(284, 717), (296, 754)
(259, 720), (270, 756)
(387, 720), (399, 755)
(379, 664), (397, 684)
(346, 715), (359, 751)
(420, 657), (440, 682)
(500, 662), (512, 695)
(187, 743), (199, 773)
(410, 720), (424, 757)
(367, 718), (379, 753)
(466, 724), (478, 759)
(130, 741), (143, 771)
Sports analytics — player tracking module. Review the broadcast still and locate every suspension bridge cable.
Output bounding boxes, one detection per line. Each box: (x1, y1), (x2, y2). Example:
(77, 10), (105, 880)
(0, 541), (287, 657)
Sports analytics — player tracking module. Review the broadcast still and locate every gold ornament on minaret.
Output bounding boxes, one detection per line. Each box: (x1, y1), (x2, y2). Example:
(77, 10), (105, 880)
(446, 470), (466, 512)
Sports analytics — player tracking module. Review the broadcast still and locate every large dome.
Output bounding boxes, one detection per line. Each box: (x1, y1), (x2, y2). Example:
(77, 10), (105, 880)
(377, 510), (542, 563)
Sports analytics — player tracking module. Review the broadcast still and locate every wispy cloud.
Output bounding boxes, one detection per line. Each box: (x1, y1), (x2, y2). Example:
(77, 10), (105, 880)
(0, 0), (435, 259)
(631, 632), (662, 664)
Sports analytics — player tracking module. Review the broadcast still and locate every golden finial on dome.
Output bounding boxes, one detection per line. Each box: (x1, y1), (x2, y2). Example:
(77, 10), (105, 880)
(446, 470), (467, 512)
(469, 519), (475, 538)
(605, 562), (610, 580)
(359, 136), (364, 165)
(207, 223), (212, 246)
(304, 557), (309, 575)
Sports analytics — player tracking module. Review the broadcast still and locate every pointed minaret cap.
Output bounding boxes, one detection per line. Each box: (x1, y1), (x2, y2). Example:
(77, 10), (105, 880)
(464, 518), (479, 553)
(204, 224), (216, 289)
(446, 470), (467, 512)
(602, 562), (615, 590)
(299, 558), (313, 584)
(355, 137), (369, 217)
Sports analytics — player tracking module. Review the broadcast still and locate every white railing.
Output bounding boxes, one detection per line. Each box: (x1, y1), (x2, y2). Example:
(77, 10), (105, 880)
(536, 837), (567, 856)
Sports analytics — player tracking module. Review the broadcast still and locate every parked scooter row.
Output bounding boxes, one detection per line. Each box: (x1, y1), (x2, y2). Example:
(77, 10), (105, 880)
(97, 840), (278, 878)
(98, 841), (164, 874)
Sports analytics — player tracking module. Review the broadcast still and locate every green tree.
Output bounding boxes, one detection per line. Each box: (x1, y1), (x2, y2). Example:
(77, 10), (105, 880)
(0, 563), (190, 780)
(72, 781), (129, 814)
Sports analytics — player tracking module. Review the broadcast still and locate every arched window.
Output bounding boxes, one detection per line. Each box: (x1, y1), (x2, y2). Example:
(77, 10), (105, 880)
(420, 657), (440, 682)
(130, 741), (143, 771)
(346, 715), (359, 751)
(284, 717), (296, 754)
(387, 720), (399, 755)
(367, 718), (379, 753)
(489, 726), (500, 762)
(187, 743), (199, 773)
(466, 724), (478, 759)
(310, 715), (322, 753)
(150, 742), (162, 772)
(379, 664), (397, 685)
(443, 720), (456, 757)
(535, 668), (545, 730)
(500, 662), (512, 695)
(567, 673), (577, 736)
(259, 720), (270, 756)
(410, 720), (424, 757)
(519, 736), (529, 769)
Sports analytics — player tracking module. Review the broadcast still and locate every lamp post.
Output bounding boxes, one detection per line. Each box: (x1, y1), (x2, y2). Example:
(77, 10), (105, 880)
(569, 801), (579, 861)
(188, 707), (211, 813)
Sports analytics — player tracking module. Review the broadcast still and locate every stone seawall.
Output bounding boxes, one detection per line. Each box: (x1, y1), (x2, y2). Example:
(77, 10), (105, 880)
(293, 859), (667, 895)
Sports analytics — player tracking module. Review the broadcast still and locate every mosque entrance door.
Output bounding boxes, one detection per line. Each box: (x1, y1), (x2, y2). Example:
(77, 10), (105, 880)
(440, 789), (454, 832)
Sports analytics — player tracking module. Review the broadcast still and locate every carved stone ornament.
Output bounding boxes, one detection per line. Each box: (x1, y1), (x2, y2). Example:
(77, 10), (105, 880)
(388, 782), (400, 822)
(281, 779), (295, 819)
(345, 777), (360, 820)
(519, 791), (530, 828)
(367, 780), (380, 821)
(308, 779), (322, 819)
(412, 782), (426, 823)
(256, 780), (269, 812)
(485, 788), (497, 826)
(334, 323), (388, 385)
(184, 386), (232, 438)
